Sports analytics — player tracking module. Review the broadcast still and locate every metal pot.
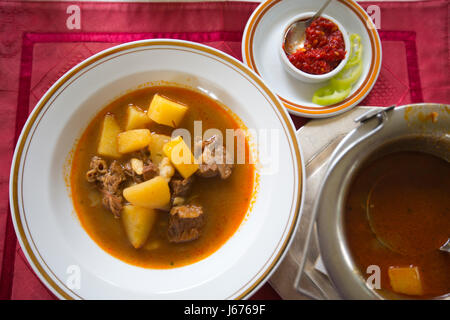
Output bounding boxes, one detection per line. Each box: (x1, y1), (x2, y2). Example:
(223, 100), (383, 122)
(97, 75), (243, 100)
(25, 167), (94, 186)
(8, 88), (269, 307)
(300, 103), (449, 299)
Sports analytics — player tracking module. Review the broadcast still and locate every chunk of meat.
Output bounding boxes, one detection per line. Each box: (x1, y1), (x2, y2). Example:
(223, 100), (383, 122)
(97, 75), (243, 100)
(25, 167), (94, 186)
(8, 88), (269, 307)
(100, 161), (126, 194)
(99, 161), (126, 217)
(101, 191), (123, 218)
(168, 205), (205, 243)
(123, 160), (144, 184)
(170, 175), (194, 198)
(86, 156), (108, 182)
(86, 156), (126, 217)
(91, 156), (108, 173)
(142, 162), (159, 181)
(196, 136), (234, 179)
(123, 156), (159, 183)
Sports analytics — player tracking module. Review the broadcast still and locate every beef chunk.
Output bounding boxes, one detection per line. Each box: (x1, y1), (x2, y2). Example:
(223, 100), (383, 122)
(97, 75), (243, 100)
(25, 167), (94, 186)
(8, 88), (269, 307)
(91, 156), (108, 173)
(123, 160), (144, 184)
(99, 161), (126, 217)
(100, 161), (126, 194)
(170, 175), (194, 198)
(101, 191), (123, 218)
(168, 205), (205, 243)
(142, 162), (158, 180)
(86, 157), (126, 218)
(86, 156), (108, 182)
(123, 156), (158, 183)
(196, 136), (234, 179)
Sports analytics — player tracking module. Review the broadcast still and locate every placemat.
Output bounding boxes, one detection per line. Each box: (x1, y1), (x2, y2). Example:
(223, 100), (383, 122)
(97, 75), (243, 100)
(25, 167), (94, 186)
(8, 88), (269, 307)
(0, 0), (448, 300)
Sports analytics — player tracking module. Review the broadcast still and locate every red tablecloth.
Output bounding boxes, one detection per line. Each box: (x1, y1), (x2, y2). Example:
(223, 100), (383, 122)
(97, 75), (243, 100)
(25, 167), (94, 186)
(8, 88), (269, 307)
(0, 0), (448, 300)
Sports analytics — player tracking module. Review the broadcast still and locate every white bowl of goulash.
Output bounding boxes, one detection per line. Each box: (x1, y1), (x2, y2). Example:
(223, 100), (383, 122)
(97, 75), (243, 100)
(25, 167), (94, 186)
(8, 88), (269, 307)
(9, 40), (304, 299)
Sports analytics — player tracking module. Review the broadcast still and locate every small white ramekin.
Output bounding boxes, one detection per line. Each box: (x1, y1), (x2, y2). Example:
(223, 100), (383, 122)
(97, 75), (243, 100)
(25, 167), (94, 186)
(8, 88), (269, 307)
(279, 12), (350, 83)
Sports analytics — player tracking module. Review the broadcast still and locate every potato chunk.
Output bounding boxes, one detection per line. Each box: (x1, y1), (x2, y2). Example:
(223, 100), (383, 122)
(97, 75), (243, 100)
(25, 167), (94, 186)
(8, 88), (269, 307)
(388, 266), (424, 296)
(148, 94), (188, 128)
(163, 136), (199, 179)
(125, 105), (151, 130)
(117, 129), (151, 154)
(148, 133), (171, 165)
(122, 205), (158, 248)
(123, 176), (170, 210)
(97, 114), (121, 158)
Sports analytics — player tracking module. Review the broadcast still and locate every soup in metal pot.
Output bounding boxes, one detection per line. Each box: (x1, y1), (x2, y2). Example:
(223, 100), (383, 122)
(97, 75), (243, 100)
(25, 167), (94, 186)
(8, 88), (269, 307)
(345, 151), (450, 298)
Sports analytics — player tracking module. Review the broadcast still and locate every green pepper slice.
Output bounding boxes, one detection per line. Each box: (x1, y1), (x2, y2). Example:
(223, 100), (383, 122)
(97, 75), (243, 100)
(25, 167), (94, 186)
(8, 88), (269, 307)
(346, 34), (362, 68)
(312, 85), (352, 106)
(311, 33), (363, 106)
(330, 60), (363, 90)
